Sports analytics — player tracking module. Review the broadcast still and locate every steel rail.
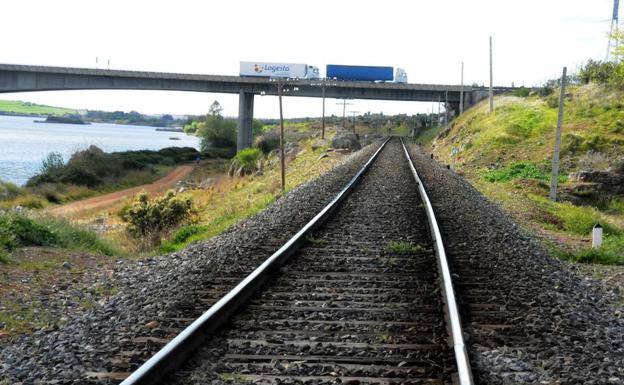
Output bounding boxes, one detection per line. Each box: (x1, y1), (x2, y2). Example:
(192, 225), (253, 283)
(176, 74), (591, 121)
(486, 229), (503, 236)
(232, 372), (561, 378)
(120, 137), (392, 385)
(400, 139), (474, 385)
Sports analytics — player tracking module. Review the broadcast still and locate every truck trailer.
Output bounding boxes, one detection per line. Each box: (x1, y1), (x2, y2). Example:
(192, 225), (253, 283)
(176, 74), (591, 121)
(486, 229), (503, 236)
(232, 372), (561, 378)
(326, 64), (407, 83)
(240, 61), (320, 79)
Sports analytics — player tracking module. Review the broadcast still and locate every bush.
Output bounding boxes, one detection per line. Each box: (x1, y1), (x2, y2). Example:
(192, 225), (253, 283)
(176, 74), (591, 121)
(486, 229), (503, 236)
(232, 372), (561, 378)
(122, 191), (194, 243)
(0, 213), (58, 251)
(40, 152), (65, 175)
(198, 116), (237, 154)
(229, 148), (262, 177)
(484, 162), (550, 182)
(254, 131), (280, 154)
(37, 216), (115, 255)
(171, 224), (209, 244)
(578, 59), (618, 85)
(0, 181), (24, 201)
(28, 146), (200, 188)
(512, 87), (531, 97)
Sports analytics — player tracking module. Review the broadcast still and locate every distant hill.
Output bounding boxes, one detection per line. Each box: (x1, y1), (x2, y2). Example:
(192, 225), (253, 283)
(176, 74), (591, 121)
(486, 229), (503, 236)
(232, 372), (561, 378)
(0, 99), (183, 127)
(0, 100), (77, 116)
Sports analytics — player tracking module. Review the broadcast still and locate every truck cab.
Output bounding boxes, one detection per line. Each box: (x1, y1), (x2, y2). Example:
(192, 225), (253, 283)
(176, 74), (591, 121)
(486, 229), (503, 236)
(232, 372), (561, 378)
(306, 66), (320, 79)
(395, 68), (408, 83)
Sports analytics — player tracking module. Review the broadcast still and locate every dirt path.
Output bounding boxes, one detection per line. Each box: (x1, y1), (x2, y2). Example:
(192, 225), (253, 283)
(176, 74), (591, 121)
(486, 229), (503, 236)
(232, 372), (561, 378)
(50, 164), (195, 217)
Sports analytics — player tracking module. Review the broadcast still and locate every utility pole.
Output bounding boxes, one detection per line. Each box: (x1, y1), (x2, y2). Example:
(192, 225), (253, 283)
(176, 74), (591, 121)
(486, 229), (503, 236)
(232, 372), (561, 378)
(277, 78), (285, 192)
(549, 67), (567, 202)
(459, 61), (464, 115)
(321, 80), (326, 139)
(349, 111), (359, 134)
(437, 96), (441, 124)
(444, 91), (449, 126)
(607, 0), (620, 61)
(489, 36), (494, 113)
(336, 99), (353, 129)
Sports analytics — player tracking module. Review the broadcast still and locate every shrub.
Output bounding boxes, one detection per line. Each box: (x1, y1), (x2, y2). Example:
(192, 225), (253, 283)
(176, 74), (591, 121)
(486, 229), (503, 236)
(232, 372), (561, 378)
(0, 214), (58, 251)
(197, 116), (237, 154)
(512, 87), (531, 97)
(578, 59), (618, 85)
(40, 152), (65, 175)
(28, 146), (200, 188)
(37, 216), (115, 255)
(171, 224), (208, 244)
(254, 131), (280, 154)
(229, 148), (262, 177)
(122, 191), (194, 243)
(0, 181), (24, 201)
(484, 162), (551, 182)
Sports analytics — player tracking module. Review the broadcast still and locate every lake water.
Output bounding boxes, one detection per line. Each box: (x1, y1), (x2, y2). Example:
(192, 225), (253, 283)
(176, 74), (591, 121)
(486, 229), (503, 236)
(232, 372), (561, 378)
(0, 115), (200, 186)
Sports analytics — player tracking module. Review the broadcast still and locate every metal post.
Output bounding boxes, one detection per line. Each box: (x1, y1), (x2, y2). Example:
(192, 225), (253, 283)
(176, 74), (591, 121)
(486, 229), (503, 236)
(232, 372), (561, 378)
(437, 96), (441, 126)
(489, 36), (494, 113)
(549, 67), (567, 201)
(592, 224), (603, 248)
(321, 81), (326, 139)
(444, 91), (448, 126)
(278, 79), (285, 192)
(459, 61), (464, 115)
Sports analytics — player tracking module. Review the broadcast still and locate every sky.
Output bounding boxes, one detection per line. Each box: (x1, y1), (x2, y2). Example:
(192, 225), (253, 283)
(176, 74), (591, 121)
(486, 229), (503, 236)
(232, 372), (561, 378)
(0, 0), (617, 118)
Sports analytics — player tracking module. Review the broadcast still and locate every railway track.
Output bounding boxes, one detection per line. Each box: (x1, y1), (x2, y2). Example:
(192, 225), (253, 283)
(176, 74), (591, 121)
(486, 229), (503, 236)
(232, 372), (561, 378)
(120, 138), (472, 385)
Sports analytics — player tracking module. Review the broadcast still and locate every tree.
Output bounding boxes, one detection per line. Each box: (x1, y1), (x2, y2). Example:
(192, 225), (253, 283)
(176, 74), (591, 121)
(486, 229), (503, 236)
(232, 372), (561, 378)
(40, 152), (65, 175)
(209, 100), (223, 116)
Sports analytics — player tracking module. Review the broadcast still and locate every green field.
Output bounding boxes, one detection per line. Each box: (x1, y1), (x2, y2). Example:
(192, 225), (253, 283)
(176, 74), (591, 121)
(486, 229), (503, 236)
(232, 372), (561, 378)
(0, 100), (77, 116)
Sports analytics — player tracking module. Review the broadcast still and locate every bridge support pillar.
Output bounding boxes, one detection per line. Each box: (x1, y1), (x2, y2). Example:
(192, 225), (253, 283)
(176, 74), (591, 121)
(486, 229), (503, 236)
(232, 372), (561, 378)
(237, 91), (254, 152)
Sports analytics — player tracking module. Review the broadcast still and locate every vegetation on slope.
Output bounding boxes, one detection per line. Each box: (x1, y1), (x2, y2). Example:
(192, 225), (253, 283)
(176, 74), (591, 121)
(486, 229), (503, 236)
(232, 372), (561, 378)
(0, 211), (116, 262)
(0, 100), (77, 116)
(426, 77), (624, 264)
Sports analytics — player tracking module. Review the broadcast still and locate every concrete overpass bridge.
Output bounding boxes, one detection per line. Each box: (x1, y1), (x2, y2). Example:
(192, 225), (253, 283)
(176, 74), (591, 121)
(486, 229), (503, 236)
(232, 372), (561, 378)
(0, 63), (513, 150)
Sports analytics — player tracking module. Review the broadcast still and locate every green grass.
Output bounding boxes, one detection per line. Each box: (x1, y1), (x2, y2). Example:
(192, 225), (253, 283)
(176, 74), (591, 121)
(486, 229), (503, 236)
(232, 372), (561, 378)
(0, 100), (77, 116)
(388, 241), (430, 254)
(305, 234), (327, 246)
(530, 195), (620, 236)
(482, 161), (566, 183)
(0, 212), (117, 256)
(551, 234), (624, 265)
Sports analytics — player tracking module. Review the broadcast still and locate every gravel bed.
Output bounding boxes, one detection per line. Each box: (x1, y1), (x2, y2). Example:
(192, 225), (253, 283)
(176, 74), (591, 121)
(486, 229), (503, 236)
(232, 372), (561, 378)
(0, 143), (379, 384)
(407, 144), (624, 384)
(167, 139), (454, 384)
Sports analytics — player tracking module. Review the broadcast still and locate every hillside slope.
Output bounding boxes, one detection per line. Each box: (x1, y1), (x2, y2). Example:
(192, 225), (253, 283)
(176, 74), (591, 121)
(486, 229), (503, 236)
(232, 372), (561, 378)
(425, 84), (624, 264)
(0, 100), (77, 116)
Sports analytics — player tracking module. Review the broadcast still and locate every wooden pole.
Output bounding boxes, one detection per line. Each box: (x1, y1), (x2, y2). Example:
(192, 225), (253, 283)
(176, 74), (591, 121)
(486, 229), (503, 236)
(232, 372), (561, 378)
(489, 36), (494, 113)
(549, 67), (567, 201)
(278, 78), (285, 192)
(459, 61), (464, 115)
(321, 81), (326, 139)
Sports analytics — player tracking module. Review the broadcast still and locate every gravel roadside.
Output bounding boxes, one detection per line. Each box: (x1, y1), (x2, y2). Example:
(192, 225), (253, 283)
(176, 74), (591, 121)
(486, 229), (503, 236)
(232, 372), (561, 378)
(0, 142), (379, 384)
(407, 144), (624, 384)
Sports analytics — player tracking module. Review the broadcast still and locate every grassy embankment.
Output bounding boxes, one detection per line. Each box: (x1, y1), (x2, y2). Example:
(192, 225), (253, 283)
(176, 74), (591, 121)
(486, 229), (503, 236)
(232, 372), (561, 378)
(422, 84), (624, 264)
(0, 100), (77, 116)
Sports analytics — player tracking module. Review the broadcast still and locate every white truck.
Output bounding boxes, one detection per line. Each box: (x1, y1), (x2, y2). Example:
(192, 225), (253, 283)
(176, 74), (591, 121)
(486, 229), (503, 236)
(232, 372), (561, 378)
(395, 68), (408, 83)
(240, 61), (320, 79)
